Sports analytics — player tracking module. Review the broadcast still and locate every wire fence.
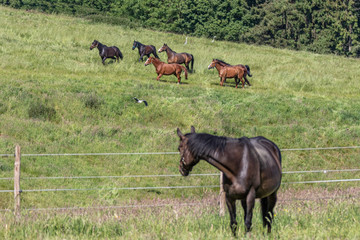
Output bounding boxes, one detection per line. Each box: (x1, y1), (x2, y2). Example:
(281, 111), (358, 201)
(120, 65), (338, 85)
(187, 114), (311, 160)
(0, 145), (359, 214)
(1, 169), (360, 181)
(1, 145), (360, 158)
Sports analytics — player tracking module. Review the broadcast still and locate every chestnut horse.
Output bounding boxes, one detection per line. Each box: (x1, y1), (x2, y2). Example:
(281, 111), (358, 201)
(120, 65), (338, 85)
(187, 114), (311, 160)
(158, 44), (194, 72)
(90, 40), (123, 65)
(208, 59), (245, 88)
(214, 59), (252, 86)
(132, 40), (159, 62)
(144, 57), (188, 84)
(177, 126), (282, 236)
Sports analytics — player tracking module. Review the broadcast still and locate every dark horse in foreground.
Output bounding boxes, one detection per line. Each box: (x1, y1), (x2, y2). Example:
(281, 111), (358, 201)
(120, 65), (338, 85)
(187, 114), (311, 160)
(177, 126), (282, 236)
(158, 43), (194, 72)
(132, 40), (159, 62)
(90, 40), (123, 65)
(144, 57), (188, 84)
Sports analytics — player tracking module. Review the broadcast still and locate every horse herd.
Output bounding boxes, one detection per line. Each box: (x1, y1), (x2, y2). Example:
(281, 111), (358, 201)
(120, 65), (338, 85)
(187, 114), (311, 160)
(90, 40), (253, 88)
(90, 39), (281, 236)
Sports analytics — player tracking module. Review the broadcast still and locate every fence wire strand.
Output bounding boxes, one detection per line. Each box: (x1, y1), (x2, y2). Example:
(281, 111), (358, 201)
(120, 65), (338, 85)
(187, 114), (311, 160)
(0, 169), (359, 181)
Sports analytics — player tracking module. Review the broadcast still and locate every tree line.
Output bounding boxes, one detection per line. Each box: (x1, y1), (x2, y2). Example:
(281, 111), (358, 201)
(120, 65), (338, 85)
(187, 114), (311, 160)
(2, 0), (359, 57)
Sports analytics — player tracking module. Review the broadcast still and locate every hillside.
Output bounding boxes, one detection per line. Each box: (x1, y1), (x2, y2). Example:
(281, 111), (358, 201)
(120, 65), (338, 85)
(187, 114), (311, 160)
(0, 6), (359, 207)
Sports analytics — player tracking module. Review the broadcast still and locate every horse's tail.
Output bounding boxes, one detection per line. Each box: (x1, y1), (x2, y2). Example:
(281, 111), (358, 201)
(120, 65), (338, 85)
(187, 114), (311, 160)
(114, 47), (123, 60)
(190, 54), (194, 72)
(118, 49), (123, 60)
(152, 46), (160, 59)
(181, 66), (188, 80)
(245, 65), (252, 77)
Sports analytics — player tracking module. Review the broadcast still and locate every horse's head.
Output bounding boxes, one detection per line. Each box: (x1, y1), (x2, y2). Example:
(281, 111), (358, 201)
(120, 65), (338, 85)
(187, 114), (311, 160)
(158, 43), (168, 53)
(90, 40), (99, 50)
(208, 59), (217, 69)
(177, 126), (199, 176)
(132, 40), (137, 50)
(144, 56), (154, 66)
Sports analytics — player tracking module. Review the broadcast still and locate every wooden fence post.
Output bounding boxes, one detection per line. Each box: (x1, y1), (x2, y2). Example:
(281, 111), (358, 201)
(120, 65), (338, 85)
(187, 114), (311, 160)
(219, 172), (226, 216)
(14, 145), (21, 220)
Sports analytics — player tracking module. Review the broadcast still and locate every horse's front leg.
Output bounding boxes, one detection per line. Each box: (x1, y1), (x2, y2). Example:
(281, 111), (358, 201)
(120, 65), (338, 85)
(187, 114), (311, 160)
(102, 57), (107, 65)
(226, 196), (237, 236)
(139, 54), (144, 62)
(156, 73), (163, 81)
(244, 187), (256, 232)
(220, 77), (226, 86)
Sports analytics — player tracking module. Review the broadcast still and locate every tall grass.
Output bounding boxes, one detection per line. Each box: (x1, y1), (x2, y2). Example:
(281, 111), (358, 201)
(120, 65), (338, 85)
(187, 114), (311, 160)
(0, 196), (359, 239)
(0, 6), (359, 238)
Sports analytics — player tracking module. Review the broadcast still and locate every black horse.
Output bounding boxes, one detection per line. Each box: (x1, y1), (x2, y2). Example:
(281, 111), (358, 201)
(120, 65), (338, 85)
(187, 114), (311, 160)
(90, 40), (123, 65)
(177, 126), (282, 236)
(132, 40), (159, 62)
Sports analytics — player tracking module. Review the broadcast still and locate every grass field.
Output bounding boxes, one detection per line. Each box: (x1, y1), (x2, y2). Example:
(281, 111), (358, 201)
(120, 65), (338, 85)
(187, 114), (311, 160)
(0, 6), (359, 239)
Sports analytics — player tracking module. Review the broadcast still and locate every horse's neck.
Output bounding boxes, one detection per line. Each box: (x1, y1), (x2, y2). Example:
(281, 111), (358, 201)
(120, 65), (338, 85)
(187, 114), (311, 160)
(97, 43), (105, 52)
(151, 59), (163, 68)
(166, 47), (176, 57)
(192, 137), (237, 182)
(200, 150), (237, 183)
(215, 63), (224, 72)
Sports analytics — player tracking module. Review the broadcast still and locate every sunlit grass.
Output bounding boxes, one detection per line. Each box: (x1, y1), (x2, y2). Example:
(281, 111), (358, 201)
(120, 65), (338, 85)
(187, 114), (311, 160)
(0, 6), (359, 239)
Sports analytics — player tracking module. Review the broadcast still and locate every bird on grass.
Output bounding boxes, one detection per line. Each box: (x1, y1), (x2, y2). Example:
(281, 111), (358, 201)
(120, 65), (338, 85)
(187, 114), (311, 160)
(133, 97), (148, 106)
(184, 36), (188, 45)
(212, 36), (216, 43)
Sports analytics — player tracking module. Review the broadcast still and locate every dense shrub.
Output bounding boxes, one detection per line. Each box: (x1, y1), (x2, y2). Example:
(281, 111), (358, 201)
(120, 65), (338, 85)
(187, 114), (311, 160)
(1, 0), (359, 57)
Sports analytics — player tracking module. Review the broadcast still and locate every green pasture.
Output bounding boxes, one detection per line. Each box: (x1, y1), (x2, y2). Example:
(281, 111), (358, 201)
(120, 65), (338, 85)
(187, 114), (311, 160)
(0, 195), (359, 239)
(0, 6), (359, 239)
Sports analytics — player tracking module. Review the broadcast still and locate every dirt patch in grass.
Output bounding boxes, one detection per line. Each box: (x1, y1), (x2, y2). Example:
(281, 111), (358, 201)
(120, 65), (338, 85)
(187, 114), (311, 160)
(6, 187), (358, 223)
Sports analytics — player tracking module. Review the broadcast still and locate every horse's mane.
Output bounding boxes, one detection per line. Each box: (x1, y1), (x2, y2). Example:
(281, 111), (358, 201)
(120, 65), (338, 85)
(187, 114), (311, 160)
(214, 59), (231, 66)
(135, 41), (143, 46)
(164, 44), (176, 53)
(186, 133), (228, 157)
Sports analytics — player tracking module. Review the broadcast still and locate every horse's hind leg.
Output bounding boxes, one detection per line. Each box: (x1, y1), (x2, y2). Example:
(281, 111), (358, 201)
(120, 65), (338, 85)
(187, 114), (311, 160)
(260, 197), (270, 231)
(226, 196), (237, 236)
(175, 72), (181, 84)
(265, 191), (278, 233)
(244, 187), (256, 232)
(244, 75), (251, 86)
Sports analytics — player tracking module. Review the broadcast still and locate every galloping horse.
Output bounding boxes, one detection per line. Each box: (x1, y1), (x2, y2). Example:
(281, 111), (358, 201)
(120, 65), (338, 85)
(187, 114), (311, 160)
(219, 60), (252, 86)
(144, 57), (188, 84)
(177, 126), (282, 236)
(158, 44), (194, 72)
(208, 59), (245, 88)
(132, 40), (159, 62)
(90, 40), (123, 65)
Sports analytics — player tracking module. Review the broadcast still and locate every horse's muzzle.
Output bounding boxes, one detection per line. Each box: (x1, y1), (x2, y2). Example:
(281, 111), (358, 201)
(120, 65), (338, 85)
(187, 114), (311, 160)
(179, 157), (192, 176)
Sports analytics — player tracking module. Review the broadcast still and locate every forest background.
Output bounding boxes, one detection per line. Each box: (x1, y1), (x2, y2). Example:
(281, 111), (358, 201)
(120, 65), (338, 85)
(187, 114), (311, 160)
(1, 0), (359, 57)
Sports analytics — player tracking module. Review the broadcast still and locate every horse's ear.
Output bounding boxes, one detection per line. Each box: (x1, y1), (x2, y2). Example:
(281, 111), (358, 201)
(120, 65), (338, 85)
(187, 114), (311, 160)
(177, 128), (185, 140)
(191, 126), (196, 133)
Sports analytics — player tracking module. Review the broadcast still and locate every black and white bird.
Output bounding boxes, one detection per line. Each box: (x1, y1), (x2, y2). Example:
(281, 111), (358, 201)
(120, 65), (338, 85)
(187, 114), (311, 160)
(212, 36), (216, 43)
(133, 97), (148, 106)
